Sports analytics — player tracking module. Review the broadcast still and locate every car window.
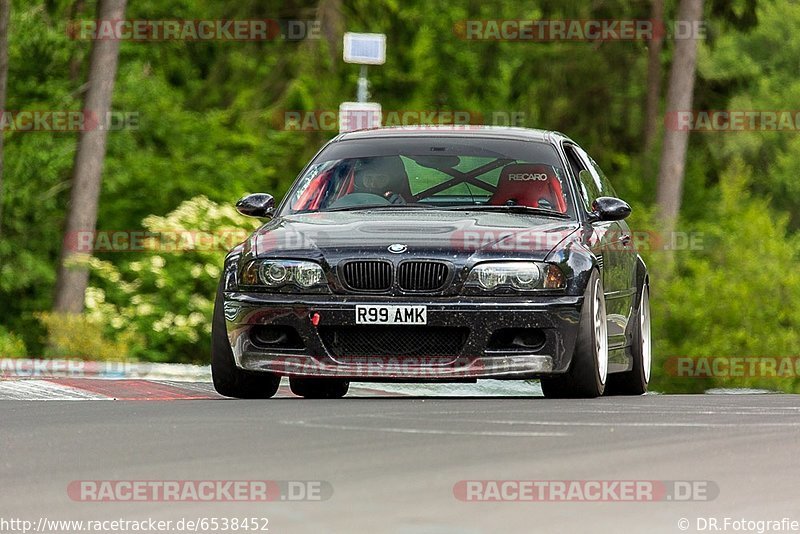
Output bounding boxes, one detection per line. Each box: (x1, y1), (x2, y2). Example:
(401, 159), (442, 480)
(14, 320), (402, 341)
(586, 157), (617, 198)
(404, 156), (503, 196)
(566, 144), (618, 211)
(282, 139), (576, 217)
(574, 145), (617, 198)
(577, 169), (602, 209)
(565, 144), (598, 210)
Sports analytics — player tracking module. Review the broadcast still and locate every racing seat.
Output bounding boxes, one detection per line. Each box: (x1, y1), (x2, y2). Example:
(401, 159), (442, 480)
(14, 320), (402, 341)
(489, 163), (567, 213)
(292, 168), (333, 211)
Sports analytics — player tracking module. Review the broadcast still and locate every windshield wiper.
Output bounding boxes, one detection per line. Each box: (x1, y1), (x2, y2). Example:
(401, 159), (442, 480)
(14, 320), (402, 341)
(369, 203), (439, 209)
(323, 203), (437, 212)
(445, 204), (571, 218)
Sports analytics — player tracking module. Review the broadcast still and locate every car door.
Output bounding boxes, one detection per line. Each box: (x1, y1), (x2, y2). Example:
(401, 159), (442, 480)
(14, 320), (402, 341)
(563, 143), (636, 351)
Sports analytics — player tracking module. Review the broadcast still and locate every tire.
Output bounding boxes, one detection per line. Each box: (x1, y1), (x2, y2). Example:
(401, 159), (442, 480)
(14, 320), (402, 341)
(289, 377), (350, 399)
(541, 270), (608, 398)
(211, 279), (281, 399)
(606, 284), (651, 396)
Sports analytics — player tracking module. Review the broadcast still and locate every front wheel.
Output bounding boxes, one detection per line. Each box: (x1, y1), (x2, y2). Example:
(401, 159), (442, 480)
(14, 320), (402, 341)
(211, 279), (281, 399)
(541, 270), (608, 398)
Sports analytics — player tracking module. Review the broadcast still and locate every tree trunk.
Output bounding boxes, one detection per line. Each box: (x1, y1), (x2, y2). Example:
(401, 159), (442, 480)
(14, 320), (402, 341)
(316, 0), (344, 64)
(53, 0), (126, 314)
(655, 0), (703, 234)
(643, 0), (664, 152)
(0, 0), (10, 238)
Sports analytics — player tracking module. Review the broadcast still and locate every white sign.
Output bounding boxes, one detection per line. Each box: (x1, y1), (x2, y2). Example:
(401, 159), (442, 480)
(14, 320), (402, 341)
(343, 32), (386, 65)
(339, 102), (382, 133)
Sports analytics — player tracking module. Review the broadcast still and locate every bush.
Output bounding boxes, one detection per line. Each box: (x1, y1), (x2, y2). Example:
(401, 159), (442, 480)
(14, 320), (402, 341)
(649, 162), (800, 393)
(0, 327), (27, 358)
(73, 196), (260, 364)
(35, 312), (139, 361)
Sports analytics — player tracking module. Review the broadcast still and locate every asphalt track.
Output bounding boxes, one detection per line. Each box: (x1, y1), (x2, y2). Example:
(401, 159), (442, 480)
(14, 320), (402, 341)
(1, 379), (799, 534)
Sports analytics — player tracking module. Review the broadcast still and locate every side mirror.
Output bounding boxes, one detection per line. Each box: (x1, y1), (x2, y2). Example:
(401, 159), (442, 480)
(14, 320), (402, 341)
(236, 193), (275, 218)
(589, 197), (631, 222)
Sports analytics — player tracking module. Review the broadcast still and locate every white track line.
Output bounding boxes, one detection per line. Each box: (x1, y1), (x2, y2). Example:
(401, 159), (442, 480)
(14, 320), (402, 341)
(441, 419), (800, 429)
(0, 380), (110, 400)
(281, 420), (569, 437)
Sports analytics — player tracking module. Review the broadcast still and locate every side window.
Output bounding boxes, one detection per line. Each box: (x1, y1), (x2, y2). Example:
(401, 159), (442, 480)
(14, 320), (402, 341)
(564, 144), (600, 211)
(589, 158), (617, 198)
(575, 146), (617, 198)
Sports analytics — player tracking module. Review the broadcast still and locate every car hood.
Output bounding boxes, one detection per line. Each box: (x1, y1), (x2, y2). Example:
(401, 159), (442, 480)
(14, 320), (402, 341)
(250, 210), (580, 262)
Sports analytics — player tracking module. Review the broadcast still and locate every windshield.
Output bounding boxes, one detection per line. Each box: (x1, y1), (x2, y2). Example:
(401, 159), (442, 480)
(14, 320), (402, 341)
(281, 138), (575, 217)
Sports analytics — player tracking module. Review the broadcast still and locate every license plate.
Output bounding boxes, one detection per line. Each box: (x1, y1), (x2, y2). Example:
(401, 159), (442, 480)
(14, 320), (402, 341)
(355, 305), (427, 325)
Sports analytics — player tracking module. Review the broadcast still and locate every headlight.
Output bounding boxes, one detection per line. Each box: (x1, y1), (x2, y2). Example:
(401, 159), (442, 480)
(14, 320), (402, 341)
(293, 262), (324, 287)
(241, 259), (327, 291)
(466, 262), (566, 291)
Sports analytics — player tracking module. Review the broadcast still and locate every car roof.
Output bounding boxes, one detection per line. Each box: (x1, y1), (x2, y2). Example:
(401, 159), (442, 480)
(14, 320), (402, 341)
(332, 126), (574, 145)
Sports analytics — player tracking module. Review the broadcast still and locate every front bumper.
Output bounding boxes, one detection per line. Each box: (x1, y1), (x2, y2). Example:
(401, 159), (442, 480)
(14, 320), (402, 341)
(224, 292), (583, 380)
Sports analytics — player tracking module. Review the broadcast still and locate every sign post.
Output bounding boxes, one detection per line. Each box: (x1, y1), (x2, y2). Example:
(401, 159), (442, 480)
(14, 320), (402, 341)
(340, 32), (386, 132)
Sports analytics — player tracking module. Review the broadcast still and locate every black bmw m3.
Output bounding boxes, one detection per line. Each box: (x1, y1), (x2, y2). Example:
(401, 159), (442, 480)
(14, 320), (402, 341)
(211, 126), (650, 399)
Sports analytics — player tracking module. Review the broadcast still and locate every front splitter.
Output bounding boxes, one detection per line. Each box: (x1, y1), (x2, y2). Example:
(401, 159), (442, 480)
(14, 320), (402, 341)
(238, 353), (554, 380)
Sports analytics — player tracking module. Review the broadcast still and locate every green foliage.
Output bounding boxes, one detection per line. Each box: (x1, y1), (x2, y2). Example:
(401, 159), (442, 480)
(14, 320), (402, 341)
(649, 162), (800, 393)
(35, 311), (140, 361)
(697, 1), (800, 227)
(74, 196), (259, 364)
(0, 327), (27, 358)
